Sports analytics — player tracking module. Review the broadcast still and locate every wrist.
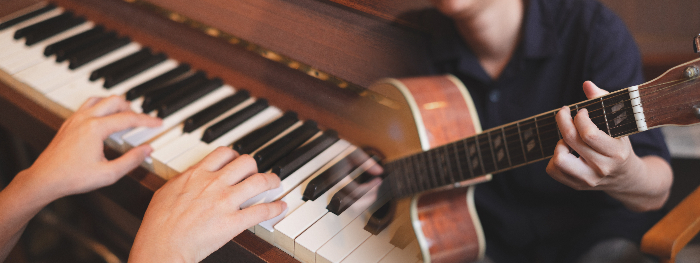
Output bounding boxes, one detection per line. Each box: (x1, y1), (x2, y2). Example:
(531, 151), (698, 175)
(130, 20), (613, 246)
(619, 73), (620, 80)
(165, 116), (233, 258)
(8, 168), (62, 209)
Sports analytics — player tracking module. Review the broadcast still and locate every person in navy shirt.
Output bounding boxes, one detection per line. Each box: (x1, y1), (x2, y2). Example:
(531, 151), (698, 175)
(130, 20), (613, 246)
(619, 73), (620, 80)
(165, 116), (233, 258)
(420, 0), (673, 262)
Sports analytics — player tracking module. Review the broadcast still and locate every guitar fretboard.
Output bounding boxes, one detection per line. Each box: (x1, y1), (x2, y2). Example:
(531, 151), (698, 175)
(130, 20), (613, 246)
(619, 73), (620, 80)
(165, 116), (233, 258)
(386, 87), (642, 197)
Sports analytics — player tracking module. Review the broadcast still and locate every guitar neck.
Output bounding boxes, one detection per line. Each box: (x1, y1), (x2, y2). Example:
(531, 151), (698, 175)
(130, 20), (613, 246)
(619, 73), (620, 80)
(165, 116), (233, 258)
(386, 86), (645, 197)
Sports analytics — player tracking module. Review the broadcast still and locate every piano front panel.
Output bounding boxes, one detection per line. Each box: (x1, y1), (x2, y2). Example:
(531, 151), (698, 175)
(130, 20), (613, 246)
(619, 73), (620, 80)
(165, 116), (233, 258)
(0, 1), (429, 262)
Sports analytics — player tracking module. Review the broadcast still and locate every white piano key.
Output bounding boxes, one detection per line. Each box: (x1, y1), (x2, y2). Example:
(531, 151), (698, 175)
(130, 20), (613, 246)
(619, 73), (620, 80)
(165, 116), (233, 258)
(14, 42), (141, 94)
(0, 8), (64, 56)
(273, 156), (377, 256)
(121, 86), (235, 149)
(1, 22), (95, 74)
(316, 199), (411, 263)
(150, 98), (255, 175)
(256, 145), (357, 233)
(165, 106), (283, 178)
(377, 240), (421, 263)
(241, 139), (351, 209)
(341, 199), (415, 263)
(295, 182), (388, 263)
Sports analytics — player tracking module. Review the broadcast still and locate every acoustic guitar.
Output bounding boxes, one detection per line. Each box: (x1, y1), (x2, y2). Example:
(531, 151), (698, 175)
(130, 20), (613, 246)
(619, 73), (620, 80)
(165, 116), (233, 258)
(370, 57), (700, 263)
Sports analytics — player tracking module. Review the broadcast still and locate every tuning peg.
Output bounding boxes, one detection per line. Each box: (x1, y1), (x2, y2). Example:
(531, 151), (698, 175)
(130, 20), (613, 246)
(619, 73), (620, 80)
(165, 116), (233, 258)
(695, 34), (700, 54)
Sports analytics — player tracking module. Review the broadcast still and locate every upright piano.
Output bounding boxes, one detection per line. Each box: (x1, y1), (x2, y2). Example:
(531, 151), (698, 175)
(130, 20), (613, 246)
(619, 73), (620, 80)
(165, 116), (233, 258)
(0, 0), (437, 262)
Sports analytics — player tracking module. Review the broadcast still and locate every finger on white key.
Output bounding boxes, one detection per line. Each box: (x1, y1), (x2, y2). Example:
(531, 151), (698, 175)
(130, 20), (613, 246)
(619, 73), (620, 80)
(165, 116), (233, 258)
(1, 22), (95, 74)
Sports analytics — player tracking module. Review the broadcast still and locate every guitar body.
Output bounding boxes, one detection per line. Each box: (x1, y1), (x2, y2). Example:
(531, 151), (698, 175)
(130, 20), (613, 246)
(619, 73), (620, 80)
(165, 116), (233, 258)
(371, 75), (490, 263)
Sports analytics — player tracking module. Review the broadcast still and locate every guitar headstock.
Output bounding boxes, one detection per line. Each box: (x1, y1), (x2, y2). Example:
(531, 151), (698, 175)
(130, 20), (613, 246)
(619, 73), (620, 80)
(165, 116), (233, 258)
(638, 57), (700, 128)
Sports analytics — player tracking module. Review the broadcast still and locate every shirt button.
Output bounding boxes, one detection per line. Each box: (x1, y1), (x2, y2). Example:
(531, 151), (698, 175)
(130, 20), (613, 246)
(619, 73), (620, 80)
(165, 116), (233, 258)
(489, 90), (500, 103)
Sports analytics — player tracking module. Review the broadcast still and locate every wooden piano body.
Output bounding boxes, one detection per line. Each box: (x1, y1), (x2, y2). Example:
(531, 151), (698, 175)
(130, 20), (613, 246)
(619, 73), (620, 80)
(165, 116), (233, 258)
(0, 0), (436, 261)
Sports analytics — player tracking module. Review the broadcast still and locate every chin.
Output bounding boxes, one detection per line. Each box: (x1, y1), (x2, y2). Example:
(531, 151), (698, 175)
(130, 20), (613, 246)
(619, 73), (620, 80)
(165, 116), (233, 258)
(430, 0), (481, 18)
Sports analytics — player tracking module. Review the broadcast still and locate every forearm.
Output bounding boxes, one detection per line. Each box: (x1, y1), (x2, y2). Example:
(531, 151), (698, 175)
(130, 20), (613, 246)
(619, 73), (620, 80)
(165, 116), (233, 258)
(606, 155), (673, 212)
(0, 170), (57, 261)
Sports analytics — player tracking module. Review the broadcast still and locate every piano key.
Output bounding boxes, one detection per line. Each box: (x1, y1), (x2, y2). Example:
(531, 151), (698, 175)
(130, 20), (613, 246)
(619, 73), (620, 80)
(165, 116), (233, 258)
(44, 26), (104, 57)
(23, 15), (85, 46)
(0, 7), (63, 48)
(158, 77), (223, 118)
(121, 85), (235, 149)
(43, 25), (104, 57)
(273, 152), (376, 255)
(150, 97), (256, 175)
(253, 120), (320, 173)
(104, 52), (167, 88)
(14, 41), (141, 94)
(0, 3), (56, 31)
(271, 129), (339, 180)
(341, 198), (415, 263)
(165, 106), (283, 178)
(0, 8), (64, 59)
(46, 59), (178, 111)
(202, 99), (269, 143)
(327, 166), (383, 215)
(68, 35), (130, 69)
(294, 182), (388, 263)
(90, 48), (152, 81)
(141, 71), (206, 113)
(377, 240), (421, 263)
(315, 199), (410, 263)
(231, 111), (298, 154)
(125, 64), (190, 100)
(183, 90), (251, 133)
(0, 22), (94, 74)
(13, 11), (73, 40)
(302, 148), (374, 201)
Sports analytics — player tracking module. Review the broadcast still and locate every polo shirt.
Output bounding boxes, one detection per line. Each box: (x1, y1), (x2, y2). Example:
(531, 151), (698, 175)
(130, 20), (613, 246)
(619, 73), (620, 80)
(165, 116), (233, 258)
(416, 0), (671, 262)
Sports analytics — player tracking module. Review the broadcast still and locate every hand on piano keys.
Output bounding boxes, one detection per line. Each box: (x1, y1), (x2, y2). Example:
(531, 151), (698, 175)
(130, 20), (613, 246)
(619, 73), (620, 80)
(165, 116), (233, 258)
(130, 147), (287, 263)
(0, 3), (424, 263)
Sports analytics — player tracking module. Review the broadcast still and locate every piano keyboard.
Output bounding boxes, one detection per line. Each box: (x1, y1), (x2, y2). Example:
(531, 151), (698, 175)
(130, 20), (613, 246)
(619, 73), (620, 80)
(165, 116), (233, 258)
(0, 3), (422, 263)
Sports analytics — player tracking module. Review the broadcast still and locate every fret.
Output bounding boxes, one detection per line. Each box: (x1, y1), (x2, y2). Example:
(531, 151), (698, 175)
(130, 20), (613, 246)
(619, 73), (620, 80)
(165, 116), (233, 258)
(429, 148), (445, 187)
(536, 113), (559, 156)
(501, 127), (512, 167)
(518, 119), (543, 161)
(469, 136), (486, 176)
(555, 111), (562, 140)
(421, 150), (436, 191)
(516, 122), (528, 163)
(401, 158), (417, 195)
(489, 129), (509, 171)
(477, 133), (496, 174)
(600, 97), (612, 136)
(534, 116), (545, 158)
(487, 132), (499, 171)
(602, 91), (638, 137)
(462, 138), (476, 178)
(451, 142), (466, 182)
(440, 146), (456, 185)
(503, 123), (526, 167)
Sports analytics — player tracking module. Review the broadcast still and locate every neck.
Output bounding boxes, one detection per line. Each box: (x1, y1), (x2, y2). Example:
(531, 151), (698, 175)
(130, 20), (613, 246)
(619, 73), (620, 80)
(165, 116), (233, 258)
(451, 0), (524, 79)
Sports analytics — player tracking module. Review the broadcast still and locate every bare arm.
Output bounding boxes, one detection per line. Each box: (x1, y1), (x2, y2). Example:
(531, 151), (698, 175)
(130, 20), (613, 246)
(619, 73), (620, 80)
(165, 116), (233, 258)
(0, 96), (161, 260)
(546, 81), (673, 212)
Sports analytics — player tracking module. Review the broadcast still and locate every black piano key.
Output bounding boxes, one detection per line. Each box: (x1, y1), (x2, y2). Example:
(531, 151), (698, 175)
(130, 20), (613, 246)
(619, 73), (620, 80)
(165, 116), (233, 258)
(13, 12), (73, 40)
(183, 90), (251, 133)
(104, 53), (167, 88)
(0, 4), (56, 31)
(231, 111), (298, 155)
(271, 129), (339, 180)
(301, 148), (370, 201)
(125, 64), (189, 100)
(141, 71), (205, 113)
(68, 36), (131, 69)
(44, 26), (103, 56)
(327, 165), (383, 215)
(90, 48), (152, 81)
(55, 30), (115, 62)
(157, 78), (224, 118)
(254, 121), (320, 173)
(364, 200), (396, 235)
(202, 99), (269, 143)
(24, 16), (85, 46)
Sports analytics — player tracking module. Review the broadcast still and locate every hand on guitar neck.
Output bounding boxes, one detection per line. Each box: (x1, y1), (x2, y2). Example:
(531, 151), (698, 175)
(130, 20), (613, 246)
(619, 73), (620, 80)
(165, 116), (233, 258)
(547, 81), (673, 212)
